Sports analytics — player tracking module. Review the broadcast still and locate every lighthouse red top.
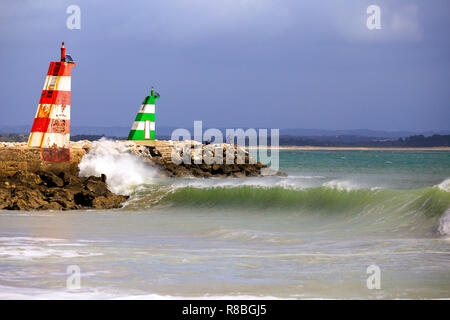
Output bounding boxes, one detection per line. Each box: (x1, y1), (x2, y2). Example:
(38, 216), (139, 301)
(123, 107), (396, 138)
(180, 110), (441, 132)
(61, 42), (66, 62)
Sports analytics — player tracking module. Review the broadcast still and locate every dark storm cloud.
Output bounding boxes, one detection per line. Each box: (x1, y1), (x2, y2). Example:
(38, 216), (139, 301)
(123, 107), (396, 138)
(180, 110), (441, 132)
(0, 0), (449, 131)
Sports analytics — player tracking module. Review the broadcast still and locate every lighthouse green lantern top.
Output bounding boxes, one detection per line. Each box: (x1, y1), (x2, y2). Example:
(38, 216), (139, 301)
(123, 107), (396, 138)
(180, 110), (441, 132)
(144, 87), (160, 104)
(127, 87), (160, 141)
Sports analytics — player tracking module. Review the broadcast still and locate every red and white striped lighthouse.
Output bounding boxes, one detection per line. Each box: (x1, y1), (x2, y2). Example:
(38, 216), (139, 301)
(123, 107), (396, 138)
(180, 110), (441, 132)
(28, 42), (76, 162)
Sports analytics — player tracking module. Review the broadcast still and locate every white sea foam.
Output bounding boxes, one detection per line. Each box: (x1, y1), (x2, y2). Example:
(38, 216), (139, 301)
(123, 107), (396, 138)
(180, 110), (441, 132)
(321, 179), (383, 191)
(168, 176), (387, 193)
(0, 247), (102, 260)
(0, 236), (103, 261)
(78, 138), (159, 195)
(322, 180), (360, 191)
(167, 174), (332, 191)
(172, 177), (306, 190)
(437, 178), (450, 192)
(438, 208), (450, 237)
(0, 285), (281, 300)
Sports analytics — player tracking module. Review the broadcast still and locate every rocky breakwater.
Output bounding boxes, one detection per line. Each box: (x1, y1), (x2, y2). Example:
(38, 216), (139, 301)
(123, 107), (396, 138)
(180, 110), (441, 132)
(0, 142), (127, 210)
(0, 140), (284, 211)
(126, 140), (285, 178)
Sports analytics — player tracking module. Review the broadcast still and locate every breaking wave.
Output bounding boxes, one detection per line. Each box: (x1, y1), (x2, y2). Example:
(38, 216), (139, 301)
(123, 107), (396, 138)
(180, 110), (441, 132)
(438, 208), (450, 236)
(78, 138), (159, 195)
(156, 185), (448, 214)
(76, 142), (450, 237)
(123, 178), (450, 236)
(438, 178), (450, 192)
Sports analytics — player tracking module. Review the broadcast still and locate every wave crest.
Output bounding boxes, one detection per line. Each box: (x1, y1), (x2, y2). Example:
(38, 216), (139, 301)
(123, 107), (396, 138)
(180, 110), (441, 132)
(437, 178), (450, 192)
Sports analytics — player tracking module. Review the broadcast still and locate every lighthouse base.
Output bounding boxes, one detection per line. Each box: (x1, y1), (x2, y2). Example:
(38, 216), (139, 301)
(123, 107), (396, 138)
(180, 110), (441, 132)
(42, 148), (70, 162)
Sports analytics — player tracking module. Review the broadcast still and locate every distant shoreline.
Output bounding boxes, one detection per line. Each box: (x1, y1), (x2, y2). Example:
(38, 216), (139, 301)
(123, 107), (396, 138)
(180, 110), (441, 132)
(247, 146), (450, 151)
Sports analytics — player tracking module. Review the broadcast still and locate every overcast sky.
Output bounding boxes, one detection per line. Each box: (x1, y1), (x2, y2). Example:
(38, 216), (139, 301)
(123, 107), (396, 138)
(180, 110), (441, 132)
(0, 0), (449, 131)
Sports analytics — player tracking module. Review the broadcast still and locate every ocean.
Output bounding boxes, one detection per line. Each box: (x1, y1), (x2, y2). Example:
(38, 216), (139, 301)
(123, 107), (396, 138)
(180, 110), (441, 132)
(0, 149), (449, 299)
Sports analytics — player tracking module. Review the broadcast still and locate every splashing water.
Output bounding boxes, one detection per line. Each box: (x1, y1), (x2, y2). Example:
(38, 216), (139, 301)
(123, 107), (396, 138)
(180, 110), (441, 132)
(438, 208), (450, 237)
(438, 178), (450, 192)
(78, 138), (159, 195)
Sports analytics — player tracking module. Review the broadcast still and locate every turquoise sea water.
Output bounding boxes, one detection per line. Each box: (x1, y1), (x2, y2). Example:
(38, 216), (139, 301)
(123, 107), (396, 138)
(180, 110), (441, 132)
(0, 150), (449, 299)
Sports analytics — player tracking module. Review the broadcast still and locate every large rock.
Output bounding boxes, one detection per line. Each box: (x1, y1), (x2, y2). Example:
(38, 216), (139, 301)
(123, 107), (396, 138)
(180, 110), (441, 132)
(0, 164), (128, 211)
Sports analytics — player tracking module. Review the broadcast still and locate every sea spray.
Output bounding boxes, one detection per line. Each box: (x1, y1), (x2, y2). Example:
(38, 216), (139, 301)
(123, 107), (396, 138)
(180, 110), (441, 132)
(78, 138), (159, 195)
(438, 178), (450, 193)
(322, 179), (362, 191)
(438, 208), (450, 236)
(435, 178), (450, 236)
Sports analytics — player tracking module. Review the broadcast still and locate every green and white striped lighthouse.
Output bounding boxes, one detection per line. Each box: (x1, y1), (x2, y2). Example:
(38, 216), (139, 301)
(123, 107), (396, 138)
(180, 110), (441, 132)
(127, 87), (160, 141)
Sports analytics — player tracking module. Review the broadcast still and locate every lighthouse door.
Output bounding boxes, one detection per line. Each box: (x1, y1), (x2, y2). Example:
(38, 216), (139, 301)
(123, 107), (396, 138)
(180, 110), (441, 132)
(144, 120), (151, 139)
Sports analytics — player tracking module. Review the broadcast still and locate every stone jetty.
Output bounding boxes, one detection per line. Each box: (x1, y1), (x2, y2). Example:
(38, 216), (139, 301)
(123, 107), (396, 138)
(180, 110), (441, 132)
(0, 140), (283, 210)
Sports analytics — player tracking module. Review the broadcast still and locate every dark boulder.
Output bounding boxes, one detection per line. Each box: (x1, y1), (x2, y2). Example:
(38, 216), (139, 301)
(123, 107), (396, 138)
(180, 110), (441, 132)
(0, 171), (128, 211)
